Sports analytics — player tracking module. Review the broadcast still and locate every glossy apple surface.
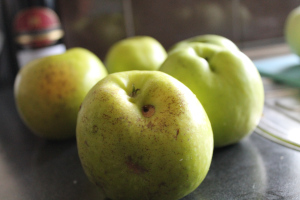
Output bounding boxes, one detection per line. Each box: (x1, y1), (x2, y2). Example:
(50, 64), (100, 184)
(14, 48), (108, 139)
(285, 6), (300, 56)
(168, 34), (239, 54)
(160, 43), (264, 147)
(76, 70), (213, 200)
(105, 36), (167, 73)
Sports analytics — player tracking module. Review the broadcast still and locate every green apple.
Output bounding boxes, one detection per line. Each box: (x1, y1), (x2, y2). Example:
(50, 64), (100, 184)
(76, 70), (213, 200)
(284, 6), (300, 56)
(159, 43), (264, 148)
(14, 48), (108, 140)
(105, 36), (167, 73)
(168, 34), (240, 54)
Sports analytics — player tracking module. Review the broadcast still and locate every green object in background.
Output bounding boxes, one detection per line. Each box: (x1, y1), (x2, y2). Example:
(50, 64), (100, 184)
(254, 54), (300, 87)
(254, 54), (300, 151)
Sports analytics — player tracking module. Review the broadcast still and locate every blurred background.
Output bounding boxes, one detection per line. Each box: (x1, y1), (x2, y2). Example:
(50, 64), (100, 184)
(1, 0), (300, 84)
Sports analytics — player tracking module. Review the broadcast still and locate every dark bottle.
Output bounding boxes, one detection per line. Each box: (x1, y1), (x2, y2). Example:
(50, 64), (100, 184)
(2, 0), (66, 72)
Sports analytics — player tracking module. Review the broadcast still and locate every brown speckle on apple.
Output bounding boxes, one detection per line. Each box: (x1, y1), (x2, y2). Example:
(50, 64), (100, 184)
(92, 125), (98, 133)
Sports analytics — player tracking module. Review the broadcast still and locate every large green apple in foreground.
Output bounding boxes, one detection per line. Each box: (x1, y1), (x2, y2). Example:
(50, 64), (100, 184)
(284, 6), (300, 56)
(14, 48), (108, 140)
(105, 36), (167, 73)
(76, 71), (213, 200)
(160, 43), (264, 148)
(168, 34), (239, 54)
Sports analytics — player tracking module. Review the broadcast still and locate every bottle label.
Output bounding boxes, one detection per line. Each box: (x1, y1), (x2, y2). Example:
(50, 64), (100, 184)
(17, 43), (66, 67)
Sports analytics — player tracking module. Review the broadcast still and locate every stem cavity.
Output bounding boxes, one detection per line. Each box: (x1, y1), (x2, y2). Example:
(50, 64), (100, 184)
(142, 105), (155, 118)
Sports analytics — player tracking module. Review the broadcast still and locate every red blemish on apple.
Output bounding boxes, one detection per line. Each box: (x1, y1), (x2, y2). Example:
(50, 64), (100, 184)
(125, 156), (148, 174)
(174, 129), (180, 140)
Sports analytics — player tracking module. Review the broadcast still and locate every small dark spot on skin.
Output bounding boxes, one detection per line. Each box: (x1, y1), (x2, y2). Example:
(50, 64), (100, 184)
(159, 182), (167, 188)
(102, 114), (111, 120)
(92, 125), (98, 133)
(85, 140), (89, 146)
(60, 80), (67, 87)
(82, 116), (88, 123)
(46, 88), (51, 95)
(95, 181), (101, 187)
(57, 93), (62, 99)
(79, 103), (82, 110)
(45, 74), (52, 83)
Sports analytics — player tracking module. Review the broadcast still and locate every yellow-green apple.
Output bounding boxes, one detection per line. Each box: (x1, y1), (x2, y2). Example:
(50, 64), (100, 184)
(105, 36), (167, 73)
(14, 48), (108, 140)
(160, 43), (264, 148)
(168, 34), (239, 54)
(284, 6), (300, 56)
(76, 70), (213, 200)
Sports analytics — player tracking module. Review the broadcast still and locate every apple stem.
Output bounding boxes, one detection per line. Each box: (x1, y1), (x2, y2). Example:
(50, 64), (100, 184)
(131, 84), (140, 97)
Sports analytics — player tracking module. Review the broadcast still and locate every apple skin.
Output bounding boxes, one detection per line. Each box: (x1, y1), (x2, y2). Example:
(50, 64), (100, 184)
(159, 43), (264, 148)
(14, 48), (108, 140)
(105, 36), (167, 73)
(76, 70), (213, 200)
(284, 6), (300, 56)
(168, 34), (240, 55)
